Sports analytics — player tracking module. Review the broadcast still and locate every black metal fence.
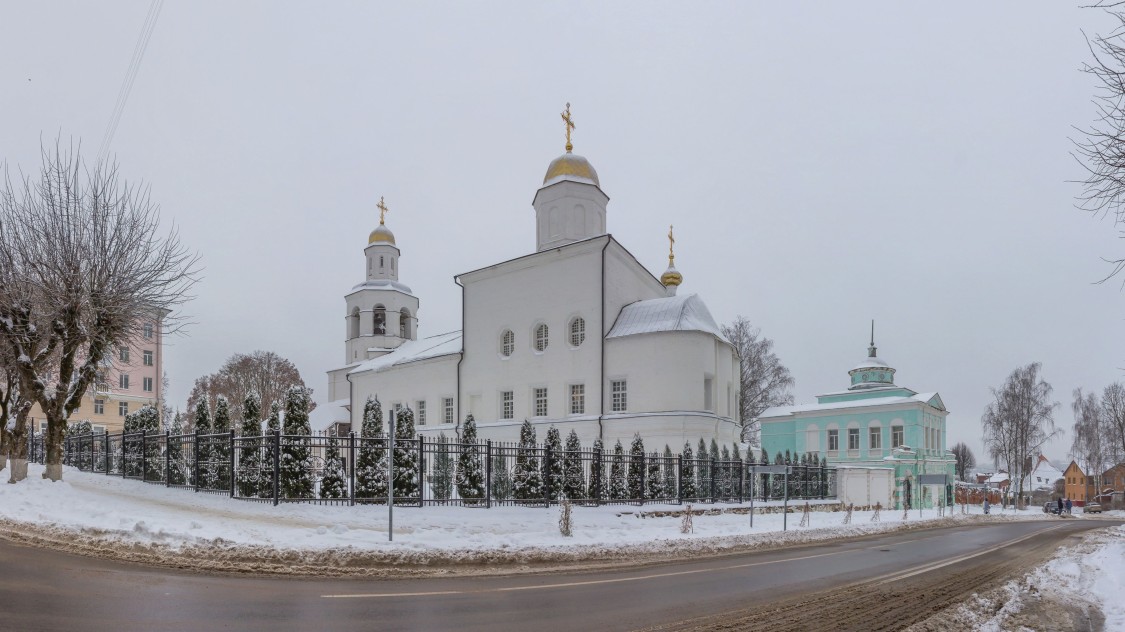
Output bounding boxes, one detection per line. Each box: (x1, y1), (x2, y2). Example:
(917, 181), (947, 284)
(61, 430), (837, 508)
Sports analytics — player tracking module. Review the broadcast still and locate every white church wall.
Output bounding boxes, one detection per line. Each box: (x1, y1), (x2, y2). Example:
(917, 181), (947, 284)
(602, 242), (668, 335)
(347, 354), (459, 432)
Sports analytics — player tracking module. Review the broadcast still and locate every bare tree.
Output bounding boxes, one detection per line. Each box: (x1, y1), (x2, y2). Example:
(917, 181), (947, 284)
(720, 316), (794, 445)
(0, 141), (198, 481)
(1102, 382), (1125, 462)
(1071, 387), (1110, 494)
(981, 362), (1061, 508)
(950, 442), (976, 482)
(186, 351), (310, 422)
(1, 345), (33, 478)
(1074, 10), (1125, 282)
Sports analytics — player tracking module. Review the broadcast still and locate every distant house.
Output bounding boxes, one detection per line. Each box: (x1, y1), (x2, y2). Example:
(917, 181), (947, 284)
(1063, 461), (1098, 506)
(977, 471), (1010, 491)
(1100, 462), (1125, 504)
(1022, 455), (1064, 493)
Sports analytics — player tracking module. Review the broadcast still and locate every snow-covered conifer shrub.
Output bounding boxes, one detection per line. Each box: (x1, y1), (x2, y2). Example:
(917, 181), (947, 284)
(562, 430), (585, 501)
(512, 420), (543, 501)
(355, 396), (388, 502)
(455, 415), (485, 504)
(280, 386), (314, 499)
(431, 433), (454, 502)
(627, 433), (645, 500)
(235, 393), (262, 497)
(609, 439), (627, 500)
(319, 435), (347, 500)
(392, 406), (419, 499)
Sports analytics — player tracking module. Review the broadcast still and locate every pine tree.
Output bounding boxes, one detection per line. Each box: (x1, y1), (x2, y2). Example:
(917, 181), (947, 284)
(680, 442), (697, 499)
(235, 393), (262, 497)
(355, 396), (388, 501)
(588, 438), (605, 501)
(280, 386), (314, 499)
(798, 453), (809, 498)
(609, 440), (627, 500)
(512, 420), (543, 501)
(720, 445), (732, 497)
(562, 430), (585, 501)
(211, 396), (232, 491)
(544, 426), (564, 500)
(628, 433), (645, 500)
(760, 448), (770, 500)
(258, 402), (282, 498)
(490, 453), (513, 501)
(697, 438), (709, 500)
(431, 433), (454, 502)
(646, 451), (663, 500)
(192, 400), (211, 488)
(731, 442), (742, 462)
(319, 435), (347, 500)
(166, 411), (187, 486)
(393, 406), (419, 499)
(773, 451), (786, 498)
(455, 414), (485, 504)
(662, 444), (677, 499)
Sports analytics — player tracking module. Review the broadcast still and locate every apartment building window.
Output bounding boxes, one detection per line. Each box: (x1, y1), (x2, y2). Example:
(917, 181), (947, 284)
(143, 350), (153, 366)
(611, 380), (627, 412)
(570, 384), (585, 415)
(119, 347), (130, 362)
(891, 425), (904, 449)
(119, 373), (129, 389)
(143, 322), (154, 339)
(94, 399), (105, 415)
(869, 427), (882, 450)
(827, 429), (839, 452)
(534, 387), (548, 417)
(118, 401), (128, 416)
(501, 391), (514, 420)
(443, 397), (454, 424)
(143, 377), (153, 392)
(848, 428), (860, 451)
(416, 400), (426, 425)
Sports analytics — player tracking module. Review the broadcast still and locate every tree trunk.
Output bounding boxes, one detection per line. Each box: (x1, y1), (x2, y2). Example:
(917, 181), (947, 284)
(7, 406), (29, 483)
(0, 425), (8, 472)
(42, 412), (66, 482)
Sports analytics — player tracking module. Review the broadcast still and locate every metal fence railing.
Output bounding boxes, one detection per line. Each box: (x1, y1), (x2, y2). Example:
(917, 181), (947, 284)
(60, 429), (837, 508)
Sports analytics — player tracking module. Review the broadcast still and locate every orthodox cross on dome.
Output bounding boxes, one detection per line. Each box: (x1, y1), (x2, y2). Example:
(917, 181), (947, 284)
(561, 102), (576, 153)
(377, 196), (389, 225)
(668, 224), (676, 264)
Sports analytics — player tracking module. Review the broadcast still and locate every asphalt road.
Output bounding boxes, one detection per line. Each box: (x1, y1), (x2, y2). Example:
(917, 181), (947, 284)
(0, 518), (1117, 631)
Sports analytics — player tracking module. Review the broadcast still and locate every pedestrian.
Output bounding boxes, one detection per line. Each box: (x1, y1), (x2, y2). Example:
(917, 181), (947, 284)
(1065, 498), (1072, 514)
(1057, 497), (1064, 515)
(983, 497), (990, 515)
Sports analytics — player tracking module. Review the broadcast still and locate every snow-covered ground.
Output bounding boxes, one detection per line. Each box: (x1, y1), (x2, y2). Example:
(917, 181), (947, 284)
(0, 463), (1056, 576)
(914, 517), (1125, 632)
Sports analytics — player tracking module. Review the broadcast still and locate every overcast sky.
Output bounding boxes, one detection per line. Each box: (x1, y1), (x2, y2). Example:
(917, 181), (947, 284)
(3, 2), (1124, 466)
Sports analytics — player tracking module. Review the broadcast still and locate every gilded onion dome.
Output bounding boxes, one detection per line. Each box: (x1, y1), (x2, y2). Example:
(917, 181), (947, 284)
(661, 225), (683, 288)
(543, 153), (600, 187)
(368, 196), (396, 245)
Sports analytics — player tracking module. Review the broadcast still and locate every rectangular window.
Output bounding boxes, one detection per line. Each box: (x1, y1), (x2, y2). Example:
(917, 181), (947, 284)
(570, 384), (585, 415)
(92, 424), (106, 434)
(611, 380), (627, 413)
(94, 399), (105, 415)
(443, 397), (454, 424)
(703, 377), (714, 412)
(848, 428), (860, 451)
(501, 391), (514, 420)
(416, 400), (426, 425)
(892, 426), (904, 449)
(118, 347), (130, 362)
(143, 350), (153, 366)
(827, 429), (839, 452)
(143, 377), (153, 392)
(118, 401), (128, 416)
(869, 427), (882, 450)
(143, 322), (154, 339)
(534, 387), (548, 417)
(119, 373), (129, 389)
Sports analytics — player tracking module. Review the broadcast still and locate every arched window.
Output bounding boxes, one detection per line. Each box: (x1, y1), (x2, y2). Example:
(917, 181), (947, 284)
(534, 323), (549, 352)
(569, 317), (586, 347)
(348, 307), (360, 339)
(500, 330), (514, 357)
(399, 308), (410, 338)
(380, 256), (384, 269)
(373, 305), (386, 335)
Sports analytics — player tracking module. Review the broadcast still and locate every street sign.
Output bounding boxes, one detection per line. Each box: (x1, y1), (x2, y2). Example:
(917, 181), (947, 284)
(754, 465), (789, 474)
(918, 474), (948, 485)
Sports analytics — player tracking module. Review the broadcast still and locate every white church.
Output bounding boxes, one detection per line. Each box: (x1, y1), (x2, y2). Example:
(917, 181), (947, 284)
(326, 108), (741, 449)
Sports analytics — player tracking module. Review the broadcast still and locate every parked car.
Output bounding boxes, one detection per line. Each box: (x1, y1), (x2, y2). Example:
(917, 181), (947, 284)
(1043, 502), (1060, 515)
(1085, 502), (1103, 514)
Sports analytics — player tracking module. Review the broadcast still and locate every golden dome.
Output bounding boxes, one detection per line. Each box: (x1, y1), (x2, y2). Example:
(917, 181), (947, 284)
(368, 223), (396, 245)
(543, 152), (600, 186)
(661, 266), (682, 287)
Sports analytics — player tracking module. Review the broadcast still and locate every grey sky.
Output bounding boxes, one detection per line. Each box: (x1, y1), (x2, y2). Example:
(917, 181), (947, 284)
(3, 2), (1123, 466)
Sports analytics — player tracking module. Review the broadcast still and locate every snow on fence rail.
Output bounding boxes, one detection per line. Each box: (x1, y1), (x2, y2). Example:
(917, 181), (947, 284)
(55, 428), (838, 508)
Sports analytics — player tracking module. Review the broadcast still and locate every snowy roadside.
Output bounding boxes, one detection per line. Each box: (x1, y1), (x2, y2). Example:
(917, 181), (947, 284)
(909, 520), (1125, 632)
(0, 464), (1062, 577)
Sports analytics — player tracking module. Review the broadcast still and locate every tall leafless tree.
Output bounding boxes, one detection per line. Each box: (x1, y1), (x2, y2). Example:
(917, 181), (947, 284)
(1071, 387), (1110, 494)
(720, 316), (794, 445)
(981, 362), (1061, 508)
(1102, 382), (1125, 463)
(186, 350), (310, 424)
(0, 141), (198, 481)
(950, 442), (976, 482)
(1074, 9), (1125, 282)
(1, 344), (34, 479)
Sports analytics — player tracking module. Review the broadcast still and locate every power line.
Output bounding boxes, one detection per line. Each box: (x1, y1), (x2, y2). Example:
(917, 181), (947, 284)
(97, 0), (165, 165)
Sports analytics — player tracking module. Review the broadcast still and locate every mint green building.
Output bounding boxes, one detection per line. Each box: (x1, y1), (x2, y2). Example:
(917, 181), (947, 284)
(758, 331), (955, 509)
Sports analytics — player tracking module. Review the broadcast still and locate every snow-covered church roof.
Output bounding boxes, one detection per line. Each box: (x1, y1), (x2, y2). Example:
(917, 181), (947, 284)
(349, 330), (462, 375)
(607, 293), (729, 343)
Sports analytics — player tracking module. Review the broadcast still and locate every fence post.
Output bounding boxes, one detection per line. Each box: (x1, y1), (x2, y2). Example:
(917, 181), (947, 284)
(105, 430), (110, 475)
(485, 440), (492, 509)
(677, 455), (683, 505)
(229, 431), (236, 498)
(272, 429), (281, 506)
(165, 432), (171, 487)
(739, 459), (744, 504)
(349, 431), (356, 507)
(710, 457), (717, 503)
(417, 436), (424, 507)
(544, 445), (552, 508)
(193, 430), (200, 491)
(140, 429), (146, 481)
(639, 451), (645, 506)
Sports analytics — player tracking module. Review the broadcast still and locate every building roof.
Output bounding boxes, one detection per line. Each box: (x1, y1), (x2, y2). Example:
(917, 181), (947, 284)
(349, 279), (414, 295)
(759, 391), (945, 420)
(606, 293), (729, 343)
(349, 330), (462, 375)
(1022, 455), (1065, 492)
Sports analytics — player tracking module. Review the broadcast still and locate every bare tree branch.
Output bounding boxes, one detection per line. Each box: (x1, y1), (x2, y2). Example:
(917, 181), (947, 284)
(721, 316), (794, 445)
